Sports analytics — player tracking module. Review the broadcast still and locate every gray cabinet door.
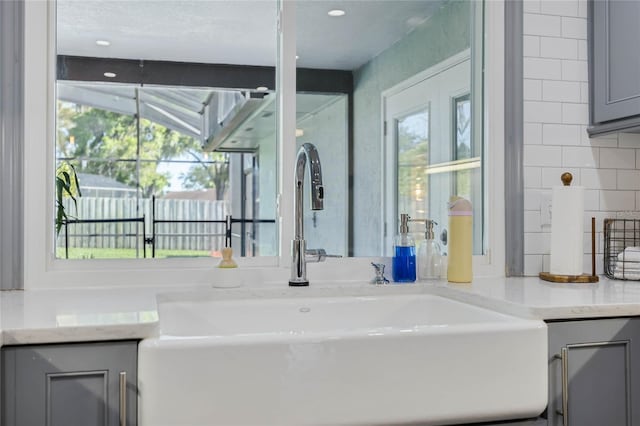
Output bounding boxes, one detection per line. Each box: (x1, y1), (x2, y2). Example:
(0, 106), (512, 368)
(547, 318), (640, 426)
(457, 419), (547, 425)
(591, 0), (640, 124)
(1, 341), (137, 426)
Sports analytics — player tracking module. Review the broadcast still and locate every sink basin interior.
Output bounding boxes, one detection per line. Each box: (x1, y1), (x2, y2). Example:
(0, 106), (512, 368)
(158, 293), (525, 337)
(140, 291), (548, 425)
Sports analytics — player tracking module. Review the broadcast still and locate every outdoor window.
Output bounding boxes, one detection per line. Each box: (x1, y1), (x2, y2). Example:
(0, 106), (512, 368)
(383, 51), (484, 257)
(396, 108), (430, 220)
(55, 83), (277, 259)
(54, 1), (278, 260)
(452, 93), (483, 254)
(22, 0), (503, 288)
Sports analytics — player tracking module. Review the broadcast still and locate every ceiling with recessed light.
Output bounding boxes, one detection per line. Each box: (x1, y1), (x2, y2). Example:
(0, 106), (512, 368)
(56, 0), (444, 71)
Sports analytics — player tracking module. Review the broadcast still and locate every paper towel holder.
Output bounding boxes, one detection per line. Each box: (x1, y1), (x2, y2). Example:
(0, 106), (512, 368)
(539, 215), (600, 284)
(540, 173), (598, 283)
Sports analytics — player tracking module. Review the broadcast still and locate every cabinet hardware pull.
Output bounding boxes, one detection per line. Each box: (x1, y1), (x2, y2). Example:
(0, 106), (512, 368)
(119, 371), (127, 426)
(554, 348), (569, 426)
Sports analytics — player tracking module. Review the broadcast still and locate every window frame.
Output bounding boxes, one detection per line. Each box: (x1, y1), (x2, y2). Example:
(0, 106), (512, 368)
(22, 0), (505, 289)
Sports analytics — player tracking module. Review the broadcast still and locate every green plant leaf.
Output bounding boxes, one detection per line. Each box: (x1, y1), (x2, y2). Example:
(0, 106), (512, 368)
(55, 161), (82, 236)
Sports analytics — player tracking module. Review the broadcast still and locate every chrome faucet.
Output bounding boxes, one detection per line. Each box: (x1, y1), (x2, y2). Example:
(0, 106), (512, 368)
(289, 143), (324, 286)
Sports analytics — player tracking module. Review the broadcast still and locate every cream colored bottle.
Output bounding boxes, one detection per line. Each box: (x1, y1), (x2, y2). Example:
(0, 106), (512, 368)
(447, 196), (472, 283)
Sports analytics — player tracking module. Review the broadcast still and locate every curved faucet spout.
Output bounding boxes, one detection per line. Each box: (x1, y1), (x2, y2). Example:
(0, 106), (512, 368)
(294, 143), (324, 239)
(290, 143), (324, 286)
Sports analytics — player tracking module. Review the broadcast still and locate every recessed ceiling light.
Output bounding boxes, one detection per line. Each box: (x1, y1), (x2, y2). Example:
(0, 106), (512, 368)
(328, 9), (345, 17)
(103, 72), (117, 78)
(256, 86), (269, 92)
(296, 55), (300, 60)
(96, 40), (111, 47)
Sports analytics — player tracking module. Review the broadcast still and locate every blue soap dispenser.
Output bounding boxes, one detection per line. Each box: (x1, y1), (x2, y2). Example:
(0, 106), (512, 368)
(392, 213), (416, 283)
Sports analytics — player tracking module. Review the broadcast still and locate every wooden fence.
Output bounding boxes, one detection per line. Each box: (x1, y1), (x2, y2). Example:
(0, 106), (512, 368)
(58, 197), (229, 252)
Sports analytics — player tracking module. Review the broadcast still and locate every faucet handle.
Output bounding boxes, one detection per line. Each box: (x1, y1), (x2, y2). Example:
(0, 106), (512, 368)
(371, 262), (390, 285)
(305, 248), (342, 263)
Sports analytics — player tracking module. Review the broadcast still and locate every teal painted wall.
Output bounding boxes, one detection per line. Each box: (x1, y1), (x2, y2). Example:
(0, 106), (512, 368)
(352, 0), (471, 256)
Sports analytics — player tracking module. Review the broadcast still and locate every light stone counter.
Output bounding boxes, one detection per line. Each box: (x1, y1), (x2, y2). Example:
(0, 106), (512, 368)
(428, 276), (640, 320)
(2, 273), (640, 346)
(0, 286), (192, 345)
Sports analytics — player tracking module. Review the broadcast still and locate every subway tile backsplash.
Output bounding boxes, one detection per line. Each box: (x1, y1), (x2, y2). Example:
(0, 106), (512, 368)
(540, 0), (580, 17)
(523, 0), (640, 276)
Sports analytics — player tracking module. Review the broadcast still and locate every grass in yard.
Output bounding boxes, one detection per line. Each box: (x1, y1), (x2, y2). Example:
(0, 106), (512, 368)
(56, 247), (213, 259)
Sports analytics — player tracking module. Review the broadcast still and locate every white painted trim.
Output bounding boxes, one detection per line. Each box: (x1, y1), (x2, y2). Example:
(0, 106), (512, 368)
(277, 0), (296, 270)
(481, 0), (506, 277)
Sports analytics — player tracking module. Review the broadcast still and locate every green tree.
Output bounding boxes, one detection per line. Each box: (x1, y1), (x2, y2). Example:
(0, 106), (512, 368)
(56, 103), (228, 198)
(180, 152), (229, 200)
(397, 115), (429, 216)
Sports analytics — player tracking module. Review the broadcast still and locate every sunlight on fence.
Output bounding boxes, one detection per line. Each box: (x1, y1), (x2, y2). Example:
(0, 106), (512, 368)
(57, 197), (229, 255)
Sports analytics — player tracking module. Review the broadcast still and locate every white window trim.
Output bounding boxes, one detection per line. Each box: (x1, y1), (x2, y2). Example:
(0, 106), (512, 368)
(23, 0), (505, 289)
(480, 0), (506, 277)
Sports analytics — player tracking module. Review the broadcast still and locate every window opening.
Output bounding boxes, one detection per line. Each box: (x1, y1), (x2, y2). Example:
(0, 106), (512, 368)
(56, 82), (277, 259)
(396, 108), (430, 221)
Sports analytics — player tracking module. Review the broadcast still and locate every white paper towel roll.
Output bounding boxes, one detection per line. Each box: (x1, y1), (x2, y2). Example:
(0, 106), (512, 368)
(549, 185), (584, 275)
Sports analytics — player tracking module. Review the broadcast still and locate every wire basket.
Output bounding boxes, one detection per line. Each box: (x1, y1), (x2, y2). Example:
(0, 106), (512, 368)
(604, 219), (640, 280)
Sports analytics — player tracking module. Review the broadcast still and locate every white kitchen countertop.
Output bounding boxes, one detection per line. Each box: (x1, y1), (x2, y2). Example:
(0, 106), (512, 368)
(2, 274), (640, 346)
(431, 276), (640, 320)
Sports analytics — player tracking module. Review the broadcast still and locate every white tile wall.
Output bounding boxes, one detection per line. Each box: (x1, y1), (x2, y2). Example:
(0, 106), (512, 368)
(524, 123), (543, 145)
(561, 60), (588, 81)
(542, 124), (579, 145)
(522, 0), (640, 276)
(542, 80), (580, 102)
(540, 37), (578, 59)
(562, 17), (587, 39)
(523, 58), (562, 80)
(524, 14), (561, 36)
(540, 0), (579, 17)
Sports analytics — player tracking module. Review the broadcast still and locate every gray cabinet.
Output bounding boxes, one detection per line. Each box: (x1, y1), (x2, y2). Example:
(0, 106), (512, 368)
(589, 0), (640, 135)
(458, 419), (547, 425)
(1, 341), (137, 426)
(546, 318), (640, 426)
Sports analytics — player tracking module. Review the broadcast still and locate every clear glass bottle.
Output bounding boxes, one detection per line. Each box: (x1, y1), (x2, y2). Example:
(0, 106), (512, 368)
(417, 220), (442, 280)
(392, 213), (416, 283)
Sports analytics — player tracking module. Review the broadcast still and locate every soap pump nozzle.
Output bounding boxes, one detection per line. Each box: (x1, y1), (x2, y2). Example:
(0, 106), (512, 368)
(424, 219), (437, 240)
(399, 213), (410, 233)
(397, 213), (412, 246)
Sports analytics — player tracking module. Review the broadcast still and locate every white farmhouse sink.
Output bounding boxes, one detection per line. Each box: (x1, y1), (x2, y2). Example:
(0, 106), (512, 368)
(138, 293), (547, 426)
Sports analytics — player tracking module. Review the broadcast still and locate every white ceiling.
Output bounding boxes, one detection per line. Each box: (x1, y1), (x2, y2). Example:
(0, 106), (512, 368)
(57, 0), (443, 71)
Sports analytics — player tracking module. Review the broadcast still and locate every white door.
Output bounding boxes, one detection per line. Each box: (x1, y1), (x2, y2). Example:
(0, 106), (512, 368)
(383, 55), (476, 256)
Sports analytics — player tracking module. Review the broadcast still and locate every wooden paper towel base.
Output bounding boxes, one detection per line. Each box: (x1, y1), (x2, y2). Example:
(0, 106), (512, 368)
(539, 272), (599, 283)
